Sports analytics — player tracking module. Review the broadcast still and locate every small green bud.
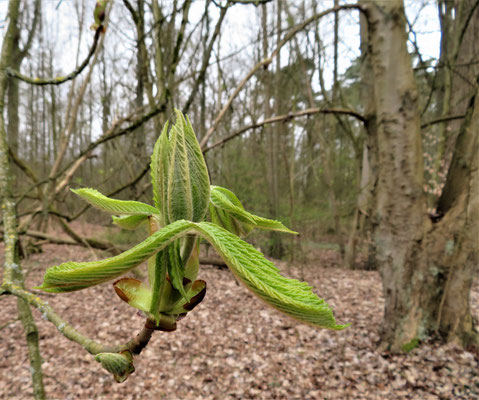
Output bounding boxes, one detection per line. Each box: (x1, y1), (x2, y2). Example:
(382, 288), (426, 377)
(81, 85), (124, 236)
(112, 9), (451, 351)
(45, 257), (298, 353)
(150, 110), (210, 226)
(95, 351), (135, 383)
(91, 1), (108, 33)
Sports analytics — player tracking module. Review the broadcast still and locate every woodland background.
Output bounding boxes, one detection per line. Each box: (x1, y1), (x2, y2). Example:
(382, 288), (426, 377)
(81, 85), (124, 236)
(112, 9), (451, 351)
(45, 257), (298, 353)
(0, 0), (478, 399)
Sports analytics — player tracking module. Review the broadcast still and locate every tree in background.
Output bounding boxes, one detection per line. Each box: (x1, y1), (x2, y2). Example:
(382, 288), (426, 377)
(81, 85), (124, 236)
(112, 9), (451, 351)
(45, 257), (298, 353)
(361, 0), (478, 351)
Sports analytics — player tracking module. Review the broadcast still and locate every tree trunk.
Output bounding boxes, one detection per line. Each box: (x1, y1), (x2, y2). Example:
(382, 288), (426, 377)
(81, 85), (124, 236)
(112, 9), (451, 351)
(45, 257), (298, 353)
(432, 77), (479, 347)
(364, 0), (478, 352)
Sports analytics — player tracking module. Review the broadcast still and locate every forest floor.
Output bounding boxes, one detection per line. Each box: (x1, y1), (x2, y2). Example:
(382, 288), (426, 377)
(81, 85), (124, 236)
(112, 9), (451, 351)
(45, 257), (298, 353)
(0, 222), (478, 400)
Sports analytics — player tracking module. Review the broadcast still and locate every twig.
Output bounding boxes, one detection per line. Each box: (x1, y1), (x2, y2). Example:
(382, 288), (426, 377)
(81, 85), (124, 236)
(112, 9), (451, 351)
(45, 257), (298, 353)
(0, 283), (142, 355)
(202, 107), (365, 153)
(1, 228), (122, 254)
(421, 114), (466, 129)
(6, 27), (103, 86)
(200, 257), (227, 268)
(183, 1), (229, 113)
(17, 102), (164, 207)
(0, 283), (157, 357)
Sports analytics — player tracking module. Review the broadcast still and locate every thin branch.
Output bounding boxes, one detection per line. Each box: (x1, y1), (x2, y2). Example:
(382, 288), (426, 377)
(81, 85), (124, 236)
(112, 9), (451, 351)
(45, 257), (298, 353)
(19, 0), (41, 59)
(0, 317), (19, 331)
(7, 27), (103, 86)
(8, 147), (39, 183)
(16, 209), (71, 222)
(71, 163), (151, 222)
(122, 0), (139, 25)
(183, 1), (229, 113)
(421, 114), (466, 129)
(1, 283), (156, 357)
(0, 283), (134, 355)
(202, 107), (365, 153)
(0, 227), (121, 253)
(64, 103), (166, 177)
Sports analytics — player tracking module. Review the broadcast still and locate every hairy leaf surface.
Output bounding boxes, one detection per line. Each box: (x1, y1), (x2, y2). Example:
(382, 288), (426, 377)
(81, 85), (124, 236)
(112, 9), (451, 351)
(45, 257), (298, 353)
(72, 188), (158, 216)
(210, 185), (296, 234)
(112, 214), (149, 230)
(167, 241), (188, 300)
(167, 110), (210, 223)
(150, 122), (169, 219)
(36, 220), (194, 292)
(195, 222), (346, 330)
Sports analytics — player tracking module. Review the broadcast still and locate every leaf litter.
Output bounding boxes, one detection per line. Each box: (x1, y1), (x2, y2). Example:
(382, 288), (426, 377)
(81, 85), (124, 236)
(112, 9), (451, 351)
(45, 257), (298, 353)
(0, 235), (478, 400)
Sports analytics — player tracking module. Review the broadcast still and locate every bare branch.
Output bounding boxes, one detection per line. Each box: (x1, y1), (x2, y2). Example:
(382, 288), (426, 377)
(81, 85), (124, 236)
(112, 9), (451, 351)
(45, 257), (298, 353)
(7, 27), (103, 86)
(421, 114), (466, 129)
(0, 228), (121, 253)
(202, 107), (365, 153)
(0, 283), (131, 355)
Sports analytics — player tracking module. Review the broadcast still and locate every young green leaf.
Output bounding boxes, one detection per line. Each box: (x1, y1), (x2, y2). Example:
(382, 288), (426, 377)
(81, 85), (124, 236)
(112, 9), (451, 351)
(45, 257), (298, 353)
(36, 220), (195, 293)
(183, 240), (200, 282)
(167, 241), (188, 300)
(210, 185), (297, 235)
(113, 278), (152, 314)
(166, 110), (210, 223)
(194, 222), (347, 330)
(112, 214), (149, 230)
(150, 122), (169, 218)
(72, 188), (158, 216)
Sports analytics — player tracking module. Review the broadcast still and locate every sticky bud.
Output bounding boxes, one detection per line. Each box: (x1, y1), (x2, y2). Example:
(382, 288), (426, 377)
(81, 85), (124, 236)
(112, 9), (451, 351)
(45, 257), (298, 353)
(95, 351), (135, 383)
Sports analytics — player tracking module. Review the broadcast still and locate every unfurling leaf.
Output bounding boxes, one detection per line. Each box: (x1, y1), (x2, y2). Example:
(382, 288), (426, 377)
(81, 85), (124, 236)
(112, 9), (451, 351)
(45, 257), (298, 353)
(112, 214), (149, 230)
(195, 222), (347, 330)
(150, 122), (169, 221)
(72, 188), (158, 216)
(113, 278), (152, 314)
(169, 280), (207, 314)
(167, 241), (188, 300)
(184, 240), (200, 282)
(35, 220), (194, 293)
(151, 110), (210, 225)
(209, 185), (297, 236)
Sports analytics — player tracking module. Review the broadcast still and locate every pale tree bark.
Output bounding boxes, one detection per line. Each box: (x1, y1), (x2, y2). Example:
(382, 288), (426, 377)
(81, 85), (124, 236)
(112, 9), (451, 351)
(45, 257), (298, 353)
(363, 0), (478, 352)
(431, 82), (479, 347)
(433, 0), (478, 197)
(365, 0), (429, 352)
(345, 1), (379, 270)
